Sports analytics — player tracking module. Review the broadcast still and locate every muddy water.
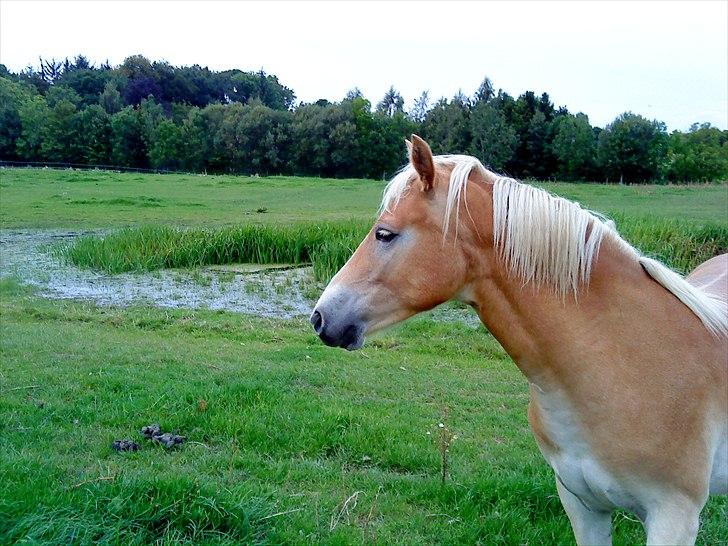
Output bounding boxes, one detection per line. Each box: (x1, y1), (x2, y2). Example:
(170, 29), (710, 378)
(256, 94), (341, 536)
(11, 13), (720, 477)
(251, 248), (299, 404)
(0, 229), (315, 318)
(0, 229), (481, 327)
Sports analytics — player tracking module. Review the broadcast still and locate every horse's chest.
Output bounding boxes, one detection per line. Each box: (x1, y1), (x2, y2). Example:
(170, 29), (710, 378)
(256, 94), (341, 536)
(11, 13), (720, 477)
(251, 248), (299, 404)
(529, 386), (640, 514)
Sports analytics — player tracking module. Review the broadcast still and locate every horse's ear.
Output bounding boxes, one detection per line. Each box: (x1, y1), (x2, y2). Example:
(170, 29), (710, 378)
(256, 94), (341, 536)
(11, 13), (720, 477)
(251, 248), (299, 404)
(409, 134), (435, 192)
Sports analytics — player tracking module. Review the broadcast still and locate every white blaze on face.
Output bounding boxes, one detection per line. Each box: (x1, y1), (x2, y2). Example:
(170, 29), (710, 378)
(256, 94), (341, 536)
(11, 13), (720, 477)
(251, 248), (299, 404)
(310, 280), (367, 351)
(314, 282), (360, 317)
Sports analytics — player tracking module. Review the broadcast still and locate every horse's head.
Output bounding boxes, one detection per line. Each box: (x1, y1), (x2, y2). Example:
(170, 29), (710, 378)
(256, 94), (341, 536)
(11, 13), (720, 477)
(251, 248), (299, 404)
(310, 135), (495, 350)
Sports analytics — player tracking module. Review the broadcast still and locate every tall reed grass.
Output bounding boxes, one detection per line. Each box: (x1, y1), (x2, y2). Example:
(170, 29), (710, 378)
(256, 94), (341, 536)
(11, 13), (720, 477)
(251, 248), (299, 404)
(59, 222), (369, 283)
(60, 216), (727, 284)
(614, 214), (727, 273)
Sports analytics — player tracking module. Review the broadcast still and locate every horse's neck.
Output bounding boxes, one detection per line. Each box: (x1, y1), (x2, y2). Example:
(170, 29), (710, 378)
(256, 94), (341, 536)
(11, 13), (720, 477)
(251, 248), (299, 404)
(469, 236), (664, 387)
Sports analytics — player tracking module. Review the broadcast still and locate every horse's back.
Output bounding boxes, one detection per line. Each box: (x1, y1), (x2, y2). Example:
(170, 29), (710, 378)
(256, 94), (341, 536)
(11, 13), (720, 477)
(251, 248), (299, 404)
(687, 253), (727, 303)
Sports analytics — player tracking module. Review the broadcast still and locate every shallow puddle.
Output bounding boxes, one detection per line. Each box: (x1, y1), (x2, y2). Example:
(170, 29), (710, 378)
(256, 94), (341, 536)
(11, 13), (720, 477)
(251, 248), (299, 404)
(0, 229), (481, 327)
(0, 229), (316, 318)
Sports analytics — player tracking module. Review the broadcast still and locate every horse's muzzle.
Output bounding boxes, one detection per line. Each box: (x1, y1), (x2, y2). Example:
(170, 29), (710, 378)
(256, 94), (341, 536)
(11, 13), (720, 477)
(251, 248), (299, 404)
(310, 294), (365, 351)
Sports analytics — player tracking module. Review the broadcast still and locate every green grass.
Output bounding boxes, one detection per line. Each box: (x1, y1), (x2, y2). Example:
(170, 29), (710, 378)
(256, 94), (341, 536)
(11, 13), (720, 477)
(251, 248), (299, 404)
(1, 169), (727, 544)
(540, 182), (728, 225)
(0, 169), (383, 229)
(58, 222), (369, 283)
(1, 281), (725, 545)
(608, 215), (727, 273)
(1, 168), (726, 229)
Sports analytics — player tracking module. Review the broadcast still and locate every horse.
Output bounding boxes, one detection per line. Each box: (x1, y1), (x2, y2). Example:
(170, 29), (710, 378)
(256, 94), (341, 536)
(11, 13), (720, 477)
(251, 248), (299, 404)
(310, 135), (728, 545)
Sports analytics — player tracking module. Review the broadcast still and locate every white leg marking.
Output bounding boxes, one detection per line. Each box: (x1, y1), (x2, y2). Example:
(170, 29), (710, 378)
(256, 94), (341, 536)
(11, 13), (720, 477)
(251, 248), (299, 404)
(644, 499), (701, 546)
(556, 477), (613, 546)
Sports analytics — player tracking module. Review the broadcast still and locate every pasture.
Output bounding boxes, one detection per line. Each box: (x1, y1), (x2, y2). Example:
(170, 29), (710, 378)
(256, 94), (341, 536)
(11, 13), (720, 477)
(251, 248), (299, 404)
(1, 168), (726, 545)
(2, 168), (727, 229)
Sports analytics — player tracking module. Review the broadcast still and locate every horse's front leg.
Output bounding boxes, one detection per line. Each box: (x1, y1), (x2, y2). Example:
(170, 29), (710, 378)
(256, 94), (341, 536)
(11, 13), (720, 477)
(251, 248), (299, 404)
(555, 477), (613, 545)
(644, 497), (701, 546)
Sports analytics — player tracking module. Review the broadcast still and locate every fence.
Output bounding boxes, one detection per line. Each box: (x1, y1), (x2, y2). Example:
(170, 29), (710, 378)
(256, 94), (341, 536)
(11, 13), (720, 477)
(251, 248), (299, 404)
(0, 160), (197, 176)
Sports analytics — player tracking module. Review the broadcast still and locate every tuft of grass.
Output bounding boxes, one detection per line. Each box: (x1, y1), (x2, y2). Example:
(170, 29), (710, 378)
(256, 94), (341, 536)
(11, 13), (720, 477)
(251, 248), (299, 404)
(612, 214), (728, 274)
(59, 222), (370, 283)
(0, 276), (35, 296)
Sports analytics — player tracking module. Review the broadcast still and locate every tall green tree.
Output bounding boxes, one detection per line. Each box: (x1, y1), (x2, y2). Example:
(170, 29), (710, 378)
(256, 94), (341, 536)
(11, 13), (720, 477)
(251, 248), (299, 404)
(57, 68), (111, 106)
(216, 101), (292, 173)
(369, 112), (416, 178)
(665, 123), (728, 182)
(597, 112), (668, 183)
(110, 106), (146, 167)
(148, 119), (184, 170)
(291, 102), (349, 176)
(376, 86), (405, 117)
(421, 94), (470, 154)
(42, 89), (81, 162)
(469, 101), (517, 172)
(522, 110), (553, 179)
(0, 76), (37, 159)
(473, 77), (495, 105)
(219, 69), (295, 110)
(232, 100), (292, 174)
(552, 113), (597, 181)
(177, 107), (208, 172)
(73, 105), (111, 164)
(200, 103), (228, 172)
(505, 91), (558, 178)
(16, 95), (50, 160)
(137, 97), (166, 152)
(410, 91), (430, 124)
(99, 81), (124, 114)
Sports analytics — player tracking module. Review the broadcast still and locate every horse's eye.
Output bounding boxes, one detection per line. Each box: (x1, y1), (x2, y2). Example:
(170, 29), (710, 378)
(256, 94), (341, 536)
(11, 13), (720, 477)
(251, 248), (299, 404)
(375, 228), (397, 243)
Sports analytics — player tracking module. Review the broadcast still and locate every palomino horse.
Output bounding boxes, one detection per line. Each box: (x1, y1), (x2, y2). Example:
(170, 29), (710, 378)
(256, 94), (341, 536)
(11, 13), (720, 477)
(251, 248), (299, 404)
(310, 135), (727, 545)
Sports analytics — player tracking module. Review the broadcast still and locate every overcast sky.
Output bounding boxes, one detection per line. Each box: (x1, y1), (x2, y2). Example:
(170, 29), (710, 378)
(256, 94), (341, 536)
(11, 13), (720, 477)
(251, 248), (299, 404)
(1, 0), (726, 131)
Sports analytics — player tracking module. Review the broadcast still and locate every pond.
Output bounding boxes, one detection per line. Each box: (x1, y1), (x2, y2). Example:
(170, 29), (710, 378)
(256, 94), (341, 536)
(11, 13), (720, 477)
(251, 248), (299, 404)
(0, 229), (482, 327)
(0, 229), (316, 318)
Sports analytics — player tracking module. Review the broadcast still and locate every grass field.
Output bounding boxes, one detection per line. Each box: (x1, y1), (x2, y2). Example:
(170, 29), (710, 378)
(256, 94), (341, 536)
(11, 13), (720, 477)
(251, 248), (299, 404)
(0, 169), (383, 229)
(1, 168), (727, 544)
(1, 168), (726, 229)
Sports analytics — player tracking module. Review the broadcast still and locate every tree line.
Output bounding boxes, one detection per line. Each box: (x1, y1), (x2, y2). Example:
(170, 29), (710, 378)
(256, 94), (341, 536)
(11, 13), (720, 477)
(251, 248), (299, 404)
(1, 54), (726, 183)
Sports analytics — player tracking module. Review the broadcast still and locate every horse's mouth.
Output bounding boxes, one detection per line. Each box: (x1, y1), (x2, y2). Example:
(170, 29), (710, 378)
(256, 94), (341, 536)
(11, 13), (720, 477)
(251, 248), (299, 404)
(318, 322), (364, 351)
(340, 324), (364, 351)
(310, 309), (365, 351)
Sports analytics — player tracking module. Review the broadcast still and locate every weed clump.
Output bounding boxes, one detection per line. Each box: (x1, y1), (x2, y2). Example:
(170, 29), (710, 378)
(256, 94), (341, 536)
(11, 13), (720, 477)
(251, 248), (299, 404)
(60, 221), (370, 283)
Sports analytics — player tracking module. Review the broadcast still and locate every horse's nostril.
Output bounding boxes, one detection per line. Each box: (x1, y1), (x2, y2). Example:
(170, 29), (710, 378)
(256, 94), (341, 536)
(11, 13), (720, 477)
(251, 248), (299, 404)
(310, 310), (323, 334)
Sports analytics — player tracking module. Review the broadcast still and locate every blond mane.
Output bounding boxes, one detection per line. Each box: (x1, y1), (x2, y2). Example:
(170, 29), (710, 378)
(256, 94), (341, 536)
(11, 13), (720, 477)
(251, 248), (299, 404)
(381, 155), (728, 336)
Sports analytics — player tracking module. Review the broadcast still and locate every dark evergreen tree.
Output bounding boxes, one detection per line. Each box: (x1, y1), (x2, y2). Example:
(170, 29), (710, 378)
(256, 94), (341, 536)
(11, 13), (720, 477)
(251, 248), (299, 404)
(376, 86), (405, 117)
(410, 91), (430, 124)
(469, 101), (517, 172)
(421, 94), (470, 154)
